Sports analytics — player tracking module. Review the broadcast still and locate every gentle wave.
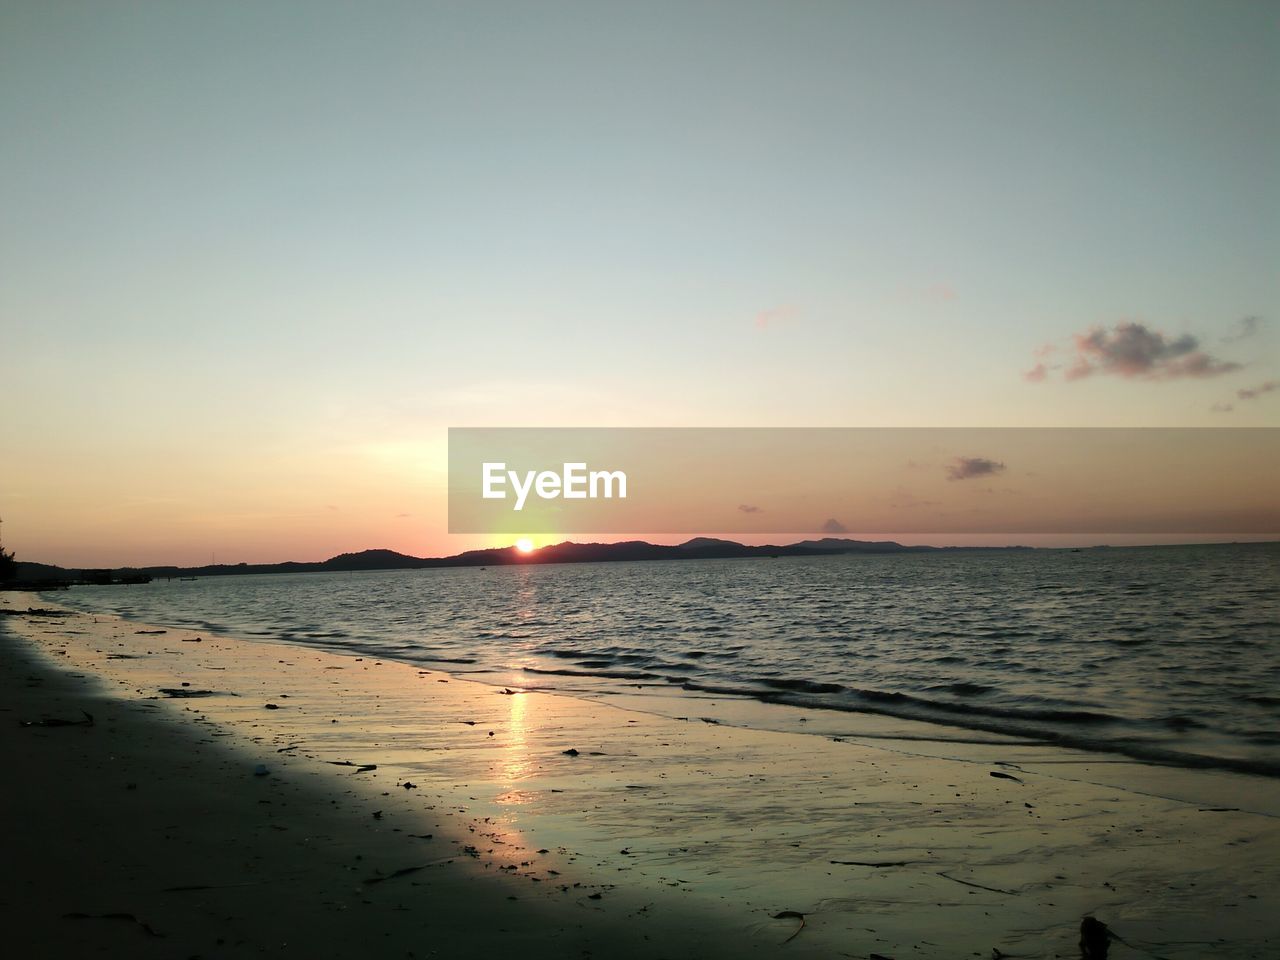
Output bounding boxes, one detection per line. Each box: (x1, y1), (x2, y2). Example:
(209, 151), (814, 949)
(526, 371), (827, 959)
(49, 543), (1280, 776)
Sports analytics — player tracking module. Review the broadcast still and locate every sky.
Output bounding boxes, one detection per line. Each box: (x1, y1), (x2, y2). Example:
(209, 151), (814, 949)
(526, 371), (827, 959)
(2, 0), (1277, 566)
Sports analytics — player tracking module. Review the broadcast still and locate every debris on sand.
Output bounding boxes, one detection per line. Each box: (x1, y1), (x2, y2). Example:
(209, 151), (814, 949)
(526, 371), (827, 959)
(328, 761), (377, 773)
(937, 872), (1018, 895)
(1079, 916), (1110, 958)
(771, 910), (807, 943)
(363, 865), (426, 885)
(158, 688), (222, 698)
(62, 912), (162, 938)
(19, 710), (95, 728)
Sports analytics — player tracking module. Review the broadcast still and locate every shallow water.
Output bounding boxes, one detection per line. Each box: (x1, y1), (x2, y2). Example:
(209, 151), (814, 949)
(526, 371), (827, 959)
(52, 543), (1280, 774)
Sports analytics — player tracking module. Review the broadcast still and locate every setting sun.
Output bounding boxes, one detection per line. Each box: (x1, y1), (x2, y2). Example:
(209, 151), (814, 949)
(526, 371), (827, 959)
(514, 538), (535, 554)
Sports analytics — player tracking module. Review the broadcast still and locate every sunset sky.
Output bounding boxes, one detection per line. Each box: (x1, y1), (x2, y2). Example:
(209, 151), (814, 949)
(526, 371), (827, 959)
(3, 1), (1277, 566)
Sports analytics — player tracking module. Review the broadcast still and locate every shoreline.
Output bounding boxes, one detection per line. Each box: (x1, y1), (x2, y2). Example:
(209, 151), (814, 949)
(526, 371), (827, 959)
(4, 591), (1279, 957)
(50, 562), (1280, 782)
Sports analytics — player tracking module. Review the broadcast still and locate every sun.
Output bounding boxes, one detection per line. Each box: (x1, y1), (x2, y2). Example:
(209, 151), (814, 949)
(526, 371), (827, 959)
(514, 537), (535, 554)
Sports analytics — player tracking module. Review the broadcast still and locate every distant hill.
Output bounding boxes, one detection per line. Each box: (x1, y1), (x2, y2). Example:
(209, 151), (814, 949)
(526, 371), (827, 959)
(320, 549), (424, 570)
(791, 538), (931, 553)
(11, 536), (1034, 584)
(678, 537), (744, 550)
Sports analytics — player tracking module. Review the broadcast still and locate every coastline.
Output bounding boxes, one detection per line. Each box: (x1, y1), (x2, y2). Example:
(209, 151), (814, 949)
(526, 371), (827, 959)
(3, 592), (1278, 958)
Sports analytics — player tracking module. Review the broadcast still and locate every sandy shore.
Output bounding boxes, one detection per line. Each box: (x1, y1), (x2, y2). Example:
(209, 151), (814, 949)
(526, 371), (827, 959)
(3, 593), (1278, 958)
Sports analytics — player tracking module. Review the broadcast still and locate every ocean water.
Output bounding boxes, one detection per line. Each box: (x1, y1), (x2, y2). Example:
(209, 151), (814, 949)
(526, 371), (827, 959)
(50, 543), (1279, 775)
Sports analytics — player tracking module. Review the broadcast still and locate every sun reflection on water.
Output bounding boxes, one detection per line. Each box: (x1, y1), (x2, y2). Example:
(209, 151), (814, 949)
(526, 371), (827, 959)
(496, 685), (533, 794)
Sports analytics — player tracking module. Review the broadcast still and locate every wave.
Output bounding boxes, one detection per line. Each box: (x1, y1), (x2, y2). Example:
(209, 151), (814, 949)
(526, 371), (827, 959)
(670, 678), (1280, 778)
(524, 666), (662, 681)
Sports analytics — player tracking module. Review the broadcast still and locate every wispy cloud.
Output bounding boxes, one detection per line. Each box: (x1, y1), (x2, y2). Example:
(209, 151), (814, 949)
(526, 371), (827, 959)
(755, 305), (799, 330)
(1023, 362), (1049, 383)
(1222, 315), (1264, 343)
(1210, 378), (1277, 412)
(888, 488), (939, 509)
(820, 518), (848, 534)
(946, 456), (1006, 481)
(737, 504), (763, 514)
(1031, 321), (1242, 382)
(894, 281), (958, 304)
(1238, 380), (1279, 401)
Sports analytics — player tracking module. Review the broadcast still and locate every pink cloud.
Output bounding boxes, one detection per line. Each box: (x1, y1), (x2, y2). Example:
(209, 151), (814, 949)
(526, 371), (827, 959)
(755, 305), (798, 330)
(1064, 357), (1096, 381)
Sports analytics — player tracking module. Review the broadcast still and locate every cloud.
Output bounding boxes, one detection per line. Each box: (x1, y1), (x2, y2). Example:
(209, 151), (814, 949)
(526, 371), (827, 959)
(946, 456), (1006, 481)
(1032, 322), (1243, 382)
(755, 305), (798, 330)
(1222, 315), (1264, 343)
(1238, 380), (1279, 401)
(895, 282), (959, 304)
(1023, 362), (1049, 383)
(888, 488), (939, 509)
(396, 512), (412, 518)
(820, 518), (848, 534)
(1158, 351), (1244, 379)
(737, 504), (763, 514)
(1212, 379), (1278, 411)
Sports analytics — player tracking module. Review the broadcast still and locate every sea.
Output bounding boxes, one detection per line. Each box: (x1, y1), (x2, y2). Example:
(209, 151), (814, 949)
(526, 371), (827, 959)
(49, 543), (1279, 776)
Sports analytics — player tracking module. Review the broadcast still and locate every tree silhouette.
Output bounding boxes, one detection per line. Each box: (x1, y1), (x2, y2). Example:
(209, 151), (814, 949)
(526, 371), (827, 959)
(0, 514), (14, 581)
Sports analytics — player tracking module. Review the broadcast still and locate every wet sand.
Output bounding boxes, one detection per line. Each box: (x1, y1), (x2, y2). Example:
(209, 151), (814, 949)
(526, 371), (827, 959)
(3, 593), (1278, 958)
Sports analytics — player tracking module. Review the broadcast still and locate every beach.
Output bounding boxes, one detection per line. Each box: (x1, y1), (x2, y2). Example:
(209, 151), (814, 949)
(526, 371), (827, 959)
(3, 593), (1277, 959)
(5, 2), (1277, 956)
